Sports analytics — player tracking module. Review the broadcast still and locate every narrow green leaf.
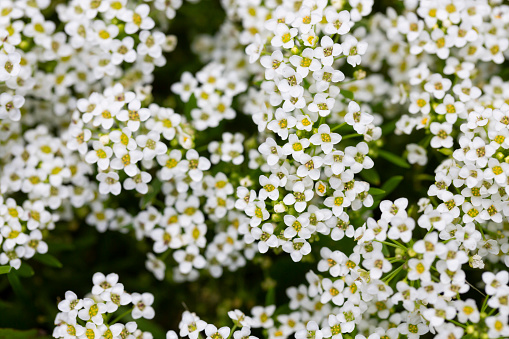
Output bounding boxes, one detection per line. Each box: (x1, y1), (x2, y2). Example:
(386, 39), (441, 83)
(265, 286), (276, 306)
(380, 176), (404, 196)
(378, 149), (410, 169)
(382, 243), (390, 257)
(368, 188), (386, 196)
(360, 168), (380, 185)
(17, 262), (34, 277)
(7, 271), (24, 296)
(381, 119), (397, 135)
(184, 94), (197, 120)
(0, 266), (11, 274)
(141, 178), (163, 209)
(33, 253), (63, 268)
(438, 148), (453, 156)
(135, 318), (167, 339)
(340, 89), (354, 100)
(0, 328), (39, 339)
(419, 134), (433, 147)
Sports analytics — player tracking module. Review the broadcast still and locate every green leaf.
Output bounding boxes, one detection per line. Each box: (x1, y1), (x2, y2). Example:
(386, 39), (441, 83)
(380, 176), (404, 196)
(368, 188), (386, 196)
(136, 318), (167, 339)
(141, 178), (163, 209)
(340, 89), (354, 100)
(265, 286), (276, 306)
(0, 266), (11, 274)
(438, 148), (453, 156)
(378, 149), (410, 169)
(184, 94), (197, 120)
(33, 253), (62, 268)
(360, 168), (380, 185)
(381, 243), (390, 257)
(381, 119), (397, 135)
(0, 328), (40, 339)
(7, 271), (24, 297)
(419, 134), (433, 147)
(17, 262), (34, 277)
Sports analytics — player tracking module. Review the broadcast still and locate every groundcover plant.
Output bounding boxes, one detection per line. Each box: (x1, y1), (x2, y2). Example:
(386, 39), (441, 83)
(1, 0), (509, 338)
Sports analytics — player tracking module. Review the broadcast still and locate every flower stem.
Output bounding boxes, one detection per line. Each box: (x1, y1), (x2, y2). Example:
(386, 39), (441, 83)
(110, 307), (133, 325)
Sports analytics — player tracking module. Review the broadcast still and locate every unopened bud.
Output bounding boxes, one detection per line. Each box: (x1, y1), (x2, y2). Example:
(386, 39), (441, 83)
(354, 69), (366, 80)
(271, 214), (282, 222)
(240, 177), (254, 187)
(274, 203), (286, 213)
(99, 134), (109, 145)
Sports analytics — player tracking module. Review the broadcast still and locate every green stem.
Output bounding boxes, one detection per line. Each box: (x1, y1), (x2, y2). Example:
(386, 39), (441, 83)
(477, 223), (486, 241)
(382, 264), (404, 283)
(375, 240), (402, 249)
(227, 324), (238, 339)
(448, 319), (467, 329)
(481, 295), (489, 313)
(341, 133), (362, 140)
(331, 122), (347, 132)
(110, 307), (134, 325)
(160, 249), (171, 261)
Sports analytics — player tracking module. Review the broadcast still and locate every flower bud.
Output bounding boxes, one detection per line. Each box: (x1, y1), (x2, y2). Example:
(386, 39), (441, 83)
(274, 203), (286, 213)
(354, 69), (366, 80)
(240, 177), (253, 187)
(99, 134), (109, 145)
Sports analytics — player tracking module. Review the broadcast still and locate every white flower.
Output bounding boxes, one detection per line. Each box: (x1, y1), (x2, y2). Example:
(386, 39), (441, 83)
(289, 48), (321, 78)
(131, 292), (155, 319)
(78, 298), (107, 325)
(324, 190), (351, 217)
(85, 141), (113, 170)
(260, 50), (285, 80)
(246, 34), (263, 64)
(136, 131), (168, 160)
(406, 144), (427, 166)
(0, 92), (24, 121)
(249, 223), (278, 254)
(424, 74), (452, 99)
(308, 93), (335, 117)
(314, 36), (342, 67)
(408, 91), (430, 114)
(97, 171), (121, 195)
(282, 134), (310, 161)
(116, 100), (151, 132)
(309, 124), (341, 154)
(282, 181), (314, 213)
(178, 149), (211, 182)
(110, 148), (143, 177)
(341, 35), (368, 66)
(173, 244), (206, 274)
(205, 325), (230, 339)
(121, 4), (155, 34)
(430, 122), (453, 148)
(324, 9), (352, 35)
(91, 272), (118, 296)
(343, 142), (373, 173)
(270, 23), (298, 49)
(0, 52), (21, 81)
(251, 305), (275, 329)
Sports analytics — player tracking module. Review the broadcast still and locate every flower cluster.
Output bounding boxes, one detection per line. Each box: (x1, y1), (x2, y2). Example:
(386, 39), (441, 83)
(0, 0), (506, 337)
(53, 272), (155, 339)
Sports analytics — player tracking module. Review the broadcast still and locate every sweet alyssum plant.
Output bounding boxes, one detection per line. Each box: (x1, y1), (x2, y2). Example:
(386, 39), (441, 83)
(1, 0), (509, 338)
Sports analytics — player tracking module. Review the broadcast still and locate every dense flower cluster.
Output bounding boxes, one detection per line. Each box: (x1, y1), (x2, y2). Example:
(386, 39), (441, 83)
(53, 272), (155, 339)
(0, 0), (509, 338)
